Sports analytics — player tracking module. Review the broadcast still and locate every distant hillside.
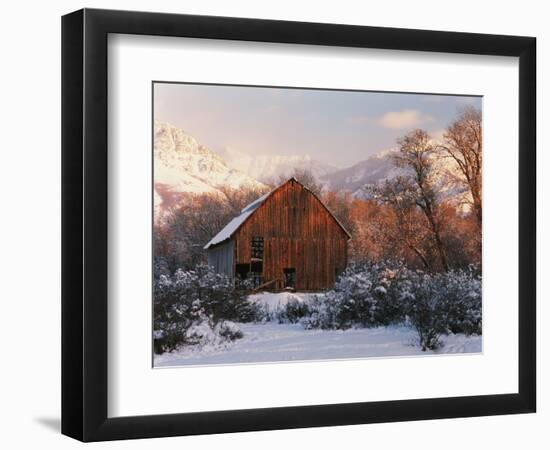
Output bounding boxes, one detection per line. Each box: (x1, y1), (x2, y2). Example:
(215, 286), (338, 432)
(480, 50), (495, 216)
(320, 149), (403, 197)
(321, 148), (471, 209)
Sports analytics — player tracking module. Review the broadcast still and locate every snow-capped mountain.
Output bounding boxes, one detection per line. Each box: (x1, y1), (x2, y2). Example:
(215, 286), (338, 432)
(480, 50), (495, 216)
(320, 149), (404, 197)
(154, 121), (266, 217)
(321, 148), (471, 208)
(221, 147), (338, 183)
(153, 121), (470, 219)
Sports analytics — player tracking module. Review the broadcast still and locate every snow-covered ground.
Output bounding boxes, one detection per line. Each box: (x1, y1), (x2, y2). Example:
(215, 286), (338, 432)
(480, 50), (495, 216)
(154, 292), (481, 368)
(154, 322), (481, 368)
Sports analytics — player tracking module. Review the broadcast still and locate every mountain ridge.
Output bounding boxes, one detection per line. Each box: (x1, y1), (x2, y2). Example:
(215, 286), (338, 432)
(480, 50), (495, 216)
(154, 121), (266, 218)
(220, 146), (338, 183)
(154, 121), (470, 218)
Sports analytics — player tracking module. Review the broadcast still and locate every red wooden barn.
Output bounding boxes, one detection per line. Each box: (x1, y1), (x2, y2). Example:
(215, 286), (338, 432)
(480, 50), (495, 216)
(204, 178), (351, 291)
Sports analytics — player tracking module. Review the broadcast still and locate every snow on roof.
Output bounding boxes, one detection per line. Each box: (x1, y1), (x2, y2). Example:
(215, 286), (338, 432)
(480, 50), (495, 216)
(240, 190), (272, 214)
(203, 189), (274, 249)
(203, 210), (254, 249)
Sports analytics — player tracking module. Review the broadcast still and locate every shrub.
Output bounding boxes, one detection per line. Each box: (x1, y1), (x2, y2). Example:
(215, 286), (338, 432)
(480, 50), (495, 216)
(302, 261), (406, 330)
(277, 298), (310, 324)
(442, 267), (482, 336)
(153, 264), (250, 353)
(301, 293), (340, 330)
(398, 271), (448, 350)
(302, 261), (482, 351)
(216, 320), (244, 341)
(397, 267), (482, 350)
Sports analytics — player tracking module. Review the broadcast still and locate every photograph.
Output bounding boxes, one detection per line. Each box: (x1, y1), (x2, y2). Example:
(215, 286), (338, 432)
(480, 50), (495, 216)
(152, 82), (483, 367)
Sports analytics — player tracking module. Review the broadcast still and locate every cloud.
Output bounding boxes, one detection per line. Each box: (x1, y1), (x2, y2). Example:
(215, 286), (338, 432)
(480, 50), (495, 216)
(377, 109), (435, 129)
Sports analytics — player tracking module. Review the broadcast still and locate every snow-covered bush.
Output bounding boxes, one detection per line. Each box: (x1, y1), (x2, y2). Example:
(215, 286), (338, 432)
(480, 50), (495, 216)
(216, 320), (244, 341)
(247, 292), (311, 324)
(302, 261), (405, 330)
(184, 320), (243, 346)
(301, 292), (340, 330)
(302, 261), (482, 351)
(441, 267), (482, 336)
(397, 271), (448, 350)
(277, 298), (310, 324)
(397, 266), (482, 350)
(153, 264), (252, 353)
(184, 321), (219, 346)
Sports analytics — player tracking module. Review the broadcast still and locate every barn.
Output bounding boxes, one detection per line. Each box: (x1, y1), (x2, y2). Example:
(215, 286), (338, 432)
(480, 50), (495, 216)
(204, 178), (351, 291)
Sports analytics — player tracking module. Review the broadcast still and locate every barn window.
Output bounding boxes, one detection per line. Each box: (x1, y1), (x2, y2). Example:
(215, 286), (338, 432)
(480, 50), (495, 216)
(251, 236), (264, 260)
(248, 237), (264, 288)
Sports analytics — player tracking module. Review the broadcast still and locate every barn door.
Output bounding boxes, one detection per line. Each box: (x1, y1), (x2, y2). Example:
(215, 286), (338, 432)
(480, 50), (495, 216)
(283, 268), (296, 289)
(235, 263), (250, 289)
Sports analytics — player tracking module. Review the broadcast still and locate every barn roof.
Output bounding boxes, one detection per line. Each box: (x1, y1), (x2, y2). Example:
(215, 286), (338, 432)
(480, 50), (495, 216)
(203, 190), (272, 249)
(203, 177), (351, 249)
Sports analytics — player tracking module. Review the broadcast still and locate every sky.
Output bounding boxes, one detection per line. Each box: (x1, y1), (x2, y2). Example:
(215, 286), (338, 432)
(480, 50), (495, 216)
(154, 82), (482, 168)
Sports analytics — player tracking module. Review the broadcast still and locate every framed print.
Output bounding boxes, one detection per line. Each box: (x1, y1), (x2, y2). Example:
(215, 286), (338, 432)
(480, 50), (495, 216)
(61, 8), (536, 442)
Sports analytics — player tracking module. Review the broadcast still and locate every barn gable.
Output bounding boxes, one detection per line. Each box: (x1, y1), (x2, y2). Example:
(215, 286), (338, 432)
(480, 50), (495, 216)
(204, 178), (350, 250)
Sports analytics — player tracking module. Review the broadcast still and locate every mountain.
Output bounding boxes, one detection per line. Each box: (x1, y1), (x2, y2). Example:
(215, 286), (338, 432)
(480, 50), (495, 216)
(321, 148), (471, 208)
(154, 121), (265, 217)
(153, 121), (470, 219)
(221, 147), (338, 183)
(320, 149), (404, 197)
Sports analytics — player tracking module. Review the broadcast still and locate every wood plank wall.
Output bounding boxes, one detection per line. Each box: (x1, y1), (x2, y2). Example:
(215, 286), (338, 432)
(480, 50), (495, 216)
(234, 179), (349, 290)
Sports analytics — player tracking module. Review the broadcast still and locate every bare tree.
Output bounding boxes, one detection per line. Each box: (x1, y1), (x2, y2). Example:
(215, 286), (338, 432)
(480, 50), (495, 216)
(367, 177), (433, 270)
(439, 107), (482, 228)
(155, 185), (274, 273)
(164, 194), (233, 270)
(394, 129), (449, 271)
(322, 190), (354, 236)
(219, 184), (271, 215)
(277, 168), (324, 197)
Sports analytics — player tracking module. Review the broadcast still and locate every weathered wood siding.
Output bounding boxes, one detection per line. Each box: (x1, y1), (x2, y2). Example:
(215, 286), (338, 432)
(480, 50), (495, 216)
(234, 179), (349, 290)
(207, 240), (234, 278)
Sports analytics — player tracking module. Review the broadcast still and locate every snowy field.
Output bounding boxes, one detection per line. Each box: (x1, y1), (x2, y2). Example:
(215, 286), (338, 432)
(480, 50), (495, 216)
(155, 323), (481, 367)
(154, 291), (481, 367)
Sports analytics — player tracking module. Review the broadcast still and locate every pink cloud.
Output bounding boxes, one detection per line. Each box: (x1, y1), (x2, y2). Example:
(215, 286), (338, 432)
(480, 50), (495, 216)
(378, 109), (435, 129)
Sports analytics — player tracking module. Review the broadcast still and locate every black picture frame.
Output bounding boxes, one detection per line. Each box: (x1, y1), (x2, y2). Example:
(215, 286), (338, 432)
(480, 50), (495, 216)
(61, 8), (536, 442)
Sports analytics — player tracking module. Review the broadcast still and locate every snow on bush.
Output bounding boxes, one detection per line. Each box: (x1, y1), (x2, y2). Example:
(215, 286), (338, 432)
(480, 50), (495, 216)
(216, 320), (244, 341)
(153, 264), (254, 354)
(302, 261), (481, 351)
(153, 262), (481, 354)
(439, 268), (482, 336)
(397, 266), (482, 349)
(277, 298), (310, 324)
(248, 292), (311, 324)
(185, 320), (243, 346)
(303, 262), (403, 330)
(184, 321), (219, 345)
